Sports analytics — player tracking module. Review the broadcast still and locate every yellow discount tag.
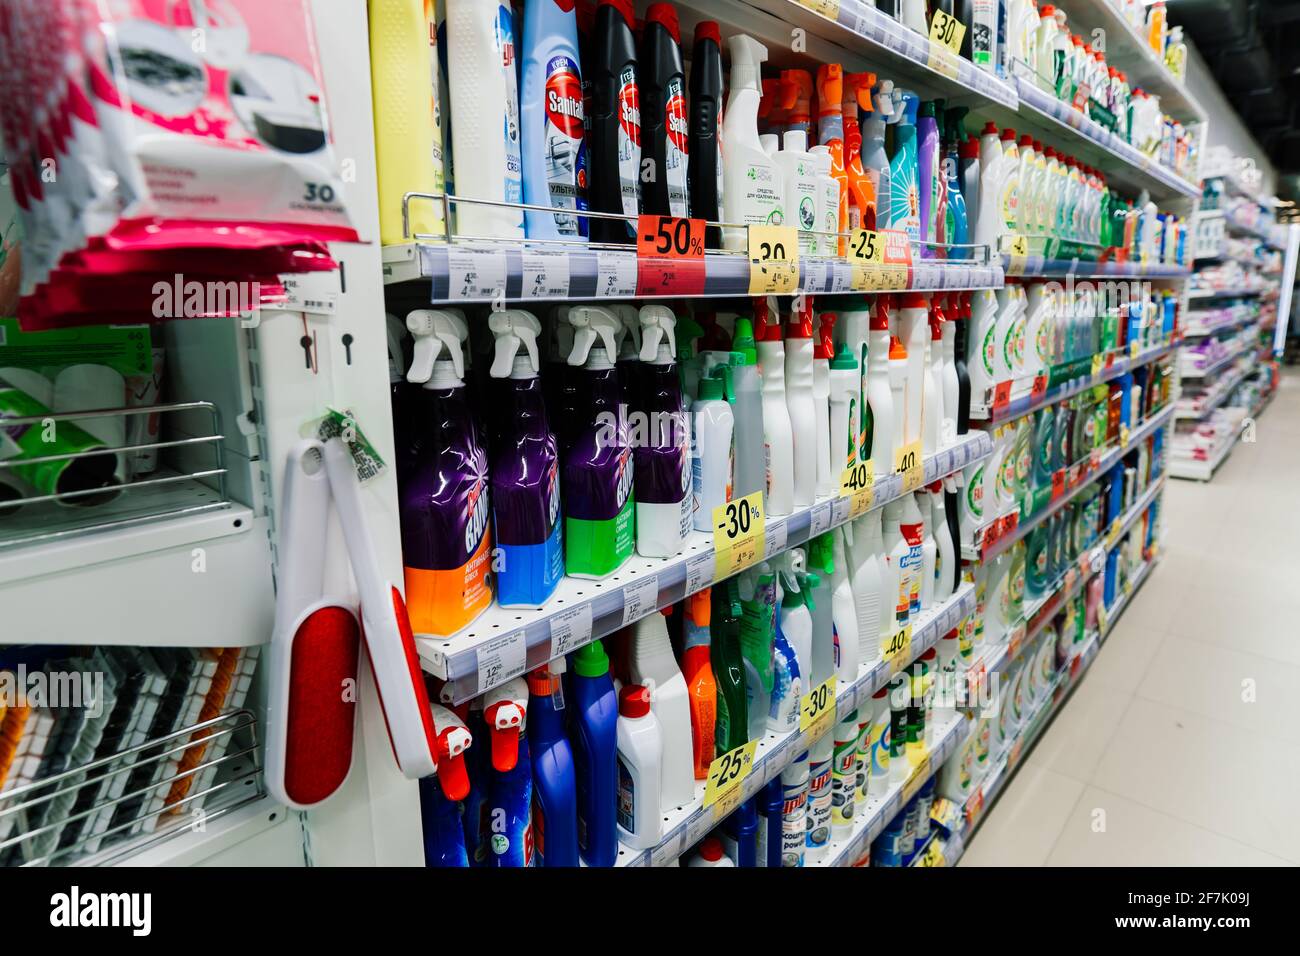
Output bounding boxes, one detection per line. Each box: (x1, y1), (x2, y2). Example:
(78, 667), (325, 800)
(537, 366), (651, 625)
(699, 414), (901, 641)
(1090, 353), (1104, 377)
(1120, 423), (1131, 448)
(839, 460), (875, 517)
(1005, 234), (1030, 275)
(748, 225), (800, 294)
(799, 676), (838, 742)
(795, 0), (840, 19)
(848, 228), (885, 291)
(894, 440), (924, 492)
(702, 741), (759, 816)
(712, 491), (766, 578)
(919, 839), (946, 867)
(885, 624), (913, 673)
(928, 10), (966, 52)
(1130, 339), (1143, 360)
(903, 750), (932, 801)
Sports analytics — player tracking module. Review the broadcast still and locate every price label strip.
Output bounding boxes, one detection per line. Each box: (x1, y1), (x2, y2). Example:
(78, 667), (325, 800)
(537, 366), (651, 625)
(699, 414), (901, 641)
(636, 215), (706, 296)
(881, 230), (913, 288)
(839, 460), (875, 518)
(799, 677), (838, 740)
(476, 629), (527, 694)
(702, 741), (760, 819)
(747, 225), (800, 294)
(795, 0), (841, 19)
(894, 440), (924, 493)
(621, 575), (660, 627)
(925, 11), (965, 79)
(847, 228), (886, 291)
(884, 624), (913, 675)
(712, 491), (766, 578)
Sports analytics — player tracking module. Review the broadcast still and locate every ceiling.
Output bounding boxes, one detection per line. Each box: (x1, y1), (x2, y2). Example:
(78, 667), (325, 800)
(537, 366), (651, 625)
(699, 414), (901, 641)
(1169, 0), (1300, 177)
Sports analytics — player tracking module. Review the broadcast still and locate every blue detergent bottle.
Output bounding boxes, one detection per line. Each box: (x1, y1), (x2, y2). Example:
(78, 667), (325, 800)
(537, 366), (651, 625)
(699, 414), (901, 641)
(570, 641), (619, 866)
(461, 700), (491, 866)
(757, 778), (783, 867)
(486, 707), (535, 866)
(527, 662), (579, 866)
(723, 797), (759, 867)
(418, 775), (469, 867)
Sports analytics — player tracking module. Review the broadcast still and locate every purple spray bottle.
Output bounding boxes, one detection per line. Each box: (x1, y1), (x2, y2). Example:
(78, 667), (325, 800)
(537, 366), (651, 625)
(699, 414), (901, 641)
(633, 304), (691, 558)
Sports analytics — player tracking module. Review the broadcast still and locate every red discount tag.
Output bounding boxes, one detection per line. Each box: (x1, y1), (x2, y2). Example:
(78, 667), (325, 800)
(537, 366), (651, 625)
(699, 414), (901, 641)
(1031, 374), (1048, 401)
(636, 215), (706, 296)
(992, 380), (1013, 415)
(1051, 469), (1066, 501)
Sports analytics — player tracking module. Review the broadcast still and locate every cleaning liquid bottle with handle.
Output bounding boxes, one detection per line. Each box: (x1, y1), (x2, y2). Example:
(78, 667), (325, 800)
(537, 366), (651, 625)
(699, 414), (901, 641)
(842, 72), (877, 232)
(634, 305), (691, 558)
(973, 122), (1007, 248)
(587, 0), (640, 242)
(564, 306), (634, 577)
(729, 318), (768, 504)
(925, 304), (947, 453)
(639, 4), (689, 217)
(828, 340), (859, 479)
(688, 21), (724, 248)
(897, 293), (930, 449)
(867, 295), (896, 473)
(929, 482), (955, 604)
(882, 498), (910, 629)
(521, 0), (587, 239)
(691, 366), (734, 532)
(628, 608), (695, 808)
(723, 36), (784, 250)
(711, 584), (750, 753)
(615, 684), (662, 849)
(953, 292), (972, 435)
(815, 64), (848, 254)
(860, 80), (895, 230)
(446, 0), (523, 238)
(776, 129), (821, 255)
(755, 300), (796, 516)
(825, 529), (860, 683)
(487, 311), (563, 608)
(681, 589), (717, 779)
(401, 309), (492, 636)
(887, 91), (921, 240)
(847, 508), (886, 650)
(936, 296), (959, 446)
(527, 663), (578, 866)
(813, 312), (835, 498)
(784, 300), (818, 509)
(570, 641), (618, 866)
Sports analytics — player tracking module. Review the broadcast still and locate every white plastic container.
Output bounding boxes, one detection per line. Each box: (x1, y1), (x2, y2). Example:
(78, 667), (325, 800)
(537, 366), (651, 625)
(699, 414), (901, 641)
(722, 36), (785, 250)
(830, 528), (860, 684)
(867, 298), (896, 473)
(784, 310), (818, 509)
(809, 146), (840, 257)
(847, 508), (886, 653)
(615, 684), (664, 850)
(756, 314), (796, 516)
(831, 711), (860, 842)
(776, 130), (821, 255)
(922, 309), (944, 456)
(687, 836), (736, 866)
(896, 293), (929, 449)
(690, 372), (734, 532)
(628, 610), (695, 809)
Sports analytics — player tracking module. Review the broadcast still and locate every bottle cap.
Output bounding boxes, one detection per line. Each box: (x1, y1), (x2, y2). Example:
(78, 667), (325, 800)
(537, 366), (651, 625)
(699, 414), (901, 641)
(732, 317), (758, 364)
(645, 2), (680, 43)
(573, 640), (610, 678)
(526, 666), (561, 697)
(1001, 127), (1017, 142)
(693, 20), (721, 46)
(698, 837), (726, 863)
(600, 0), (635, 29)
(619, 684), (652, 718)
(901, 292), (928, 309)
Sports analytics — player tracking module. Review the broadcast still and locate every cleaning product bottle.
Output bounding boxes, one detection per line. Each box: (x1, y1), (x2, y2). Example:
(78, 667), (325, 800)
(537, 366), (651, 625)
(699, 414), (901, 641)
(722, 36), (784, 250)
(767, 613), (803, 733)
(776, 130), (821, 254)
(639, 4), (689, 218)
(634, 305), (692, 558)
(860, 80), (895, 231)
(781, 69), (815, 137)
(919, 492), (937, 610)
(400, 309), (493, 636)
(973, 122), (1007, 248)
(570, 641), (618, 866)
(688, 21), (725, 248)
(897, 293), (930, 449)
(758, 777), (783, 866)
(998, 128), (1021, 239)
(944, 109), (970, 259)
(778, 567), (815, 687)
(959, 135), (980, 251)
(967, 287), (1000, 398)
(563, 307), (634, 577)
(826, 529), (860, 683)
(867, 685), (891, 796)
(966, 0), (1001, 73)
(755, 302), (796, 517)
(804, 564), (834, 691)
(488, 311), (563, 608)
(729, 318), (768, 504)
(587, 0), (640, 243)
(446, 0), (523, 238)
(831, 710), (859, 842)
(369, 0), (447, 244)
(723, 797), (759, 866)
(923, 304), (945, 455)
(828, 340), (859, 479)
(848, 508), (887, 651)
(521, 0), (587, 239)
(806, 733), (833, 863)
(780, 753), (809, 867)
(527, 664), (579, 866)
(815, 64), (848, 254)
(419, 774), (469, 867)
(809, 145), (840, 255)
(929, 482), (955, 605)
(740, 565), (778, 739)
(784, 300), (818, 509)
(887, 336), (909, 473)
(887, 91), (922, 240)
(953, 292), (972, 435)
(681, 589), (717, 779)
(813, 313), (835, 498)
(615, 684), (663, 849)
(628, 609), (695, 808)
(917, 100), (940, 251)
(837, 298), (870, 460)
(486, 694), (533, 866)
(937, 296), (959, 446)
(712, 588), (749, 753)
(883, 498), (911, 628)
(691, 366), (734, 532)
(867, 296), (896, 474)
(842, 72), (878, 232)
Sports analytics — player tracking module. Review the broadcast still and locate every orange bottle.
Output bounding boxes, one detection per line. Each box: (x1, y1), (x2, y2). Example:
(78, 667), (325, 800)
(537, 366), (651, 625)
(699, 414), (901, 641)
(842, 71), (877, 232)
(681, 588), (717, 779)
(781, 69), (814, 137)
(816, 64), (848, 254)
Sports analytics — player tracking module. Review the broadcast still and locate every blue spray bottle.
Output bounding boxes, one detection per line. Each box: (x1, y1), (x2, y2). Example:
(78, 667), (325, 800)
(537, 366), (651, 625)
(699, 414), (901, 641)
(757, 778), (784, 867)
(944, 106), (970, 260)
(723, 797), (760, 866)
(483, 678), (533, 866)
(527, 662), (579, 866)
(887, 90), (921, 241)
(860, 80), (895, 233)
(569, 641), (619, 866)
(419, 775), (469, 866)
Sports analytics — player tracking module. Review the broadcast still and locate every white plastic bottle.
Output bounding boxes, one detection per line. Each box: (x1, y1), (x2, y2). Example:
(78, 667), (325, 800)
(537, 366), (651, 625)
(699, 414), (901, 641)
(992, 281), (1020, 385)
(687, 836), (736, 866)
(628, 610), (694, 808)
(1015, 135), (1037, 235)
(899, 492), (926, 617)
(756, 307), (796, 516)
(966, 288), (1000, 399)
(778, 569), (814, 683)
(445, 0), (524, 238)
(776, 130), (821, 256)
(691, 370), (734, 531)
(867, 685), (891, 797)
(615, 684), (663, 850)
(939, 296), (960, 446)
(723, 36), (785, 250)
(919, 492), (937, 611)
(973, 122), (1009, 250)
(866, 297), (896, 473)
(784, 305), (818, 509)
(827, 340), (859, 483)
(1022, 281), (1050, 381)
(831, 711), (860, 842)
(883, 498), (911, 630)
(923, 307), (945, 456)
(896, 293), (930, 450)
(847, 508), (885, 658)
(808, 146), (840, 258)
(830, 528), (861, 683)
(813, 315), (835, 499)
(930, 482), (955, 605)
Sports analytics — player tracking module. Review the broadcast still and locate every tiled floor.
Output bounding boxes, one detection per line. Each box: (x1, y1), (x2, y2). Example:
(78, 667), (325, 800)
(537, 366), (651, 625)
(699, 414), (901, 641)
(960, 366), (1299, 867)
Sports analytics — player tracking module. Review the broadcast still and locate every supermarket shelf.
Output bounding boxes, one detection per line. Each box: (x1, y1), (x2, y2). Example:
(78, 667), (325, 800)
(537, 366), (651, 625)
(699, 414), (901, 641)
(1002, 254), (1190, 280)
(817, 711), (967, 867)
(420, 430), (993, 703)
(617, 583), (977, 867)
(1175, 363), (1251, 420)
(381, 241), (1003, 299)
(971, 341), (1175, 424)
(1179, 343), (1251, 379)
(1051, 0), (1206, 123)
(1188, 287), (1265, 300)
(964, 402), (1176, 561)
(1169, 426), (1245, 482)
(1181, 311), (1259, 337)
(958, 556), (1159, 847)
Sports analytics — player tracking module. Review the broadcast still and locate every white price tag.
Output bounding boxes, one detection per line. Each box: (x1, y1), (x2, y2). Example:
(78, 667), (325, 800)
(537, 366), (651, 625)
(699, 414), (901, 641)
(477, 629), (527, 693)
(1090, 548), (1106, 574)
(269, 272), (339, 315)
(809, 502), (834, 537)
(596, 250), (639, 298)
(763, 519), (788, 560)
(650, 832), (685, 868)
(685, 551), (714, 595)
(447, 247), (508, 300)
(549, 604), (593, 659)
(621, 575), (660, 626)
(831, 496), (852, 526)
(520, 249), (571, 298)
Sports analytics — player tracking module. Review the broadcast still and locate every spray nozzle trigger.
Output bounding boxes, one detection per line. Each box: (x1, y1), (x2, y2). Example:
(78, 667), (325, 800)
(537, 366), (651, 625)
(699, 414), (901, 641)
(405, 309), (468, 384)
(488, 310), (542, 377)
(429, 703), (472, 800)
(566, 306), (622, 366)
(638, 304), (677, 361)
(482, 676), (529, 772)
(847, 72), (875, 111)
(614, 304), (643, 360)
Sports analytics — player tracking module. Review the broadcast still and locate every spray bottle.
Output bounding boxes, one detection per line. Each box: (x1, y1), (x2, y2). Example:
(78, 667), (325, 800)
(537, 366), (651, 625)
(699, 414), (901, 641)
(485, 686), (533, 866)
(722, 36), (784, 250)
(688, 21), (725, 248)
(587, 0), (640, 242)
(401, 309), (492, 636)
(816, 64), (848, 254)
(781, 69), (814, 137)
(628, 608), (695, 808)
(842, 72), (877, 232)
(639, 4), (689, 218)
(860, 80), (896, 230)
(826, 528), (860, 683)
(918, 100), (941, 251)
(729, 317), (768, 504)
(681, 589), (717, 779)
(867, 296), (896, 473)
(784, 300), (818, 509)
(634, 305), (692, 558)
(527, 663), (579, 866)
(755, 300), (796, 516)
(887, 91), (922, 240)
(564, 306), (634, 577)
(944, 107), (970, 259)
(813, 312), (836, 498)
(711, 584), (749, 754)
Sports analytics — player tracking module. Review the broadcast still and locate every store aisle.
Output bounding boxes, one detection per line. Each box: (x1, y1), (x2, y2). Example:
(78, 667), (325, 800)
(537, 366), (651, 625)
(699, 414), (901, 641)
(961, 368), (1300, 867)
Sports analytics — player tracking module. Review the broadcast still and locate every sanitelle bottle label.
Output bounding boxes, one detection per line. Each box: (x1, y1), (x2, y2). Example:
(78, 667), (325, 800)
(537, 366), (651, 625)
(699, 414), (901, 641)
(498, 5), (524, 207)
(664, 77), (690, 216)
(543, 54), (588, 236)
(617, 66), (641, 218)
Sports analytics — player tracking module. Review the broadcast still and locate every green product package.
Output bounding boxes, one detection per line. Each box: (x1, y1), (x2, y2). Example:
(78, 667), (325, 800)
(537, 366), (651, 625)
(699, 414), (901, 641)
(0, 385), (117, 499)
(0, 318), (152, 379)
(565, 497), (634, 577)
(738, 568), (776, 692)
